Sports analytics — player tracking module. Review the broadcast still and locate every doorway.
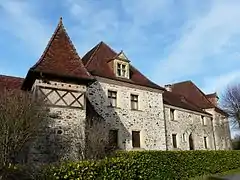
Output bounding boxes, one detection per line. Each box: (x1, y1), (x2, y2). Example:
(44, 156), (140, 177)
(189, 133), (194, 150)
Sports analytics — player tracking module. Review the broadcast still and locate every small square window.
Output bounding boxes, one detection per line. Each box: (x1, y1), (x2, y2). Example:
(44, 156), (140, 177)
(108, 90), (117, 107)
(131, 94), (138, 110)
(132, 131), (140, 148)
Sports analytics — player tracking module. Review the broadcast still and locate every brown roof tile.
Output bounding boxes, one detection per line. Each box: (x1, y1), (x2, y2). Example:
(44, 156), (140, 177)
(31, 18), (92, 80)
(170, 81), (214, 109)
(169, 80), (228, 116)
(0, 75), (24, 91)
(82, 41), (165, 91)
(163, 90), (211, 115)
(22, 18), (93, 90)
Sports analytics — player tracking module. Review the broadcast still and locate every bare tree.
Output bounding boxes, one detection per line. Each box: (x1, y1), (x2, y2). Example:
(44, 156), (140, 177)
(221, 83), (240, 128)
(84, 121), (111, 160)
(0, 89), (48, 167)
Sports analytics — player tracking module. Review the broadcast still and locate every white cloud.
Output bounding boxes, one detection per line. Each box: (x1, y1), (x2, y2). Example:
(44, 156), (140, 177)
(202, 70), (240, 95)
(121, 0), (174, 27)
(154, 0), (240, 84)
(65, 0), (175, 54)
(0, 0), (51, 55)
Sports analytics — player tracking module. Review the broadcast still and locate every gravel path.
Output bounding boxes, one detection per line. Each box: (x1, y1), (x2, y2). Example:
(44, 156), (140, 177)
(221, 174), (240, 180)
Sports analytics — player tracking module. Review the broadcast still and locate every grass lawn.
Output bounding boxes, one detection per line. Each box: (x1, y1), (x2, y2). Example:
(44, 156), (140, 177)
(190, 168), (240, 180)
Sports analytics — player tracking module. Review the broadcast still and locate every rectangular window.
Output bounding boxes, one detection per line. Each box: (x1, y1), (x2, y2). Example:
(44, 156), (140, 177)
(170, 109), (175, 120)
(132, 131), (140, 148)
(109, 130), (118, 148)
(172, 134), (177, 148)
(117, 63), (121, 76)
(204, 137), (207, 149)
(182, 133), (186, 142)
(116, 62), (127, 78)
(122, 64), (126, 77)
(108, 90), (117, 107)
(131, 94), (138, 110)
(201, 116), (206, 125)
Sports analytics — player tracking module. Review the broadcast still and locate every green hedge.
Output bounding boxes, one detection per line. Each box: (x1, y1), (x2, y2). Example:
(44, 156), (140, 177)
(40, 150), (240, 180)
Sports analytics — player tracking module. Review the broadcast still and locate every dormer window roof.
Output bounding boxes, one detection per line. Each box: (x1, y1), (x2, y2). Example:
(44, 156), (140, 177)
(114, 51), (130, 79)
(115, 51), (130, 62)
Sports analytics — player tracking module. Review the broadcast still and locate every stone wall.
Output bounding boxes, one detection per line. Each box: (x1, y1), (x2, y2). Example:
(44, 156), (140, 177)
(205, 108), (232, 150)
(164, 105), (215, 150)
(86, 78), (166, 150)
(27, 80), (87, 164)
(24, 78), (233, 164)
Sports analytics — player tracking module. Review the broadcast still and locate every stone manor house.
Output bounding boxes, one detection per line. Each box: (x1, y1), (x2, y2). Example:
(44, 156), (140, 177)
(0, 19), (231, 162)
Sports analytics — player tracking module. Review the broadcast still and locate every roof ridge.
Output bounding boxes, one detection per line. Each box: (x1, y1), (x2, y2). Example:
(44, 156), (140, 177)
(189, 81), (215, 107)
(31, 17), (63, 70)
(85, 41), (118, 68)
(172, 80), (192, 86)
(31, 17), (92, 78)
(100, 41), (118, 54)
(172, 80), (214, 107)
(60, 20), (92, 77)
(0, 74), (24, 79)
(85, 42), (102, 68)
(163, 90), (211, 115)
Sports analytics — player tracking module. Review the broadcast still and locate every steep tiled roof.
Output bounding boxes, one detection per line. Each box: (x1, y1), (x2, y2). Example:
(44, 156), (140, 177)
(31, 18), (92, 80)
(163, 90), (211, 115)
(82, 41), (165, 91)
(0, 75), (24, 91)
(169, 81), (228, 116)
(22, 18), (93, 90)
(170, 81), (214, 109)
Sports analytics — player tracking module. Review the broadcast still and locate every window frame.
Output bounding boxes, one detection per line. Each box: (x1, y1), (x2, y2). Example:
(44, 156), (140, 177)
(170, 109), (175, 121)
(172, 134), (177, 148)
(182, 133), (186, 142)
(109, 129), (119, 148)
(116, 62), (128, 78)
(204, 136), (207, 149)
(108, 90), (117, 107)
(131, 94), (139, 110)
(132, 131), (141, 148)
(201, 115), (206, 126)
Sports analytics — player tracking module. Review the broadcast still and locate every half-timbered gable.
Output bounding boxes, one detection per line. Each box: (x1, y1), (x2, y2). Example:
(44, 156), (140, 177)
(20, 18), (95, 164)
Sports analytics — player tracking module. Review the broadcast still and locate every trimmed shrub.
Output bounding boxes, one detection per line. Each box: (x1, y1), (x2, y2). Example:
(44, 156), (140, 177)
(40, 150), (240, 180)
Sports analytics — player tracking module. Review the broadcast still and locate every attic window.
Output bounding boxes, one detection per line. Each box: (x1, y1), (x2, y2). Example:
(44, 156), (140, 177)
(116, 62), (128, 78)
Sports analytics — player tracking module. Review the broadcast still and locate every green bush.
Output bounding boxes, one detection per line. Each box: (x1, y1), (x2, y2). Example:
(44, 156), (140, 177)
(40, 150), (240, 180)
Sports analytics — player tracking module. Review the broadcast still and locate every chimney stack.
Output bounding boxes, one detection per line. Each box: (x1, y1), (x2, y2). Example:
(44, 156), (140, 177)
(206, 92), (219, 106)
(165, 84), (172, 92)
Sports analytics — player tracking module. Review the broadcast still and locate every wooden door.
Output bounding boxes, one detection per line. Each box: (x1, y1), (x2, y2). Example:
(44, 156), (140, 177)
(132, 131), (140, 148)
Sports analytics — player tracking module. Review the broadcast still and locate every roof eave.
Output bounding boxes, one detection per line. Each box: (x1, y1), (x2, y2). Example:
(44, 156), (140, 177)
(22, 69), (96, 91)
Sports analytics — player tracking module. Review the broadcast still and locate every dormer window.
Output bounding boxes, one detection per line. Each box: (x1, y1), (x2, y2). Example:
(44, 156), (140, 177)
(116, 63), (126, 77)
(113, 51), (130, 79)
(116, 62), (128, 78)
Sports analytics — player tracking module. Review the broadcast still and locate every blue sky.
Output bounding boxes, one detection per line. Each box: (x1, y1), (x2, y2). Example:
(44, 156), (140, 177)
(1, 0), (240, 97)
